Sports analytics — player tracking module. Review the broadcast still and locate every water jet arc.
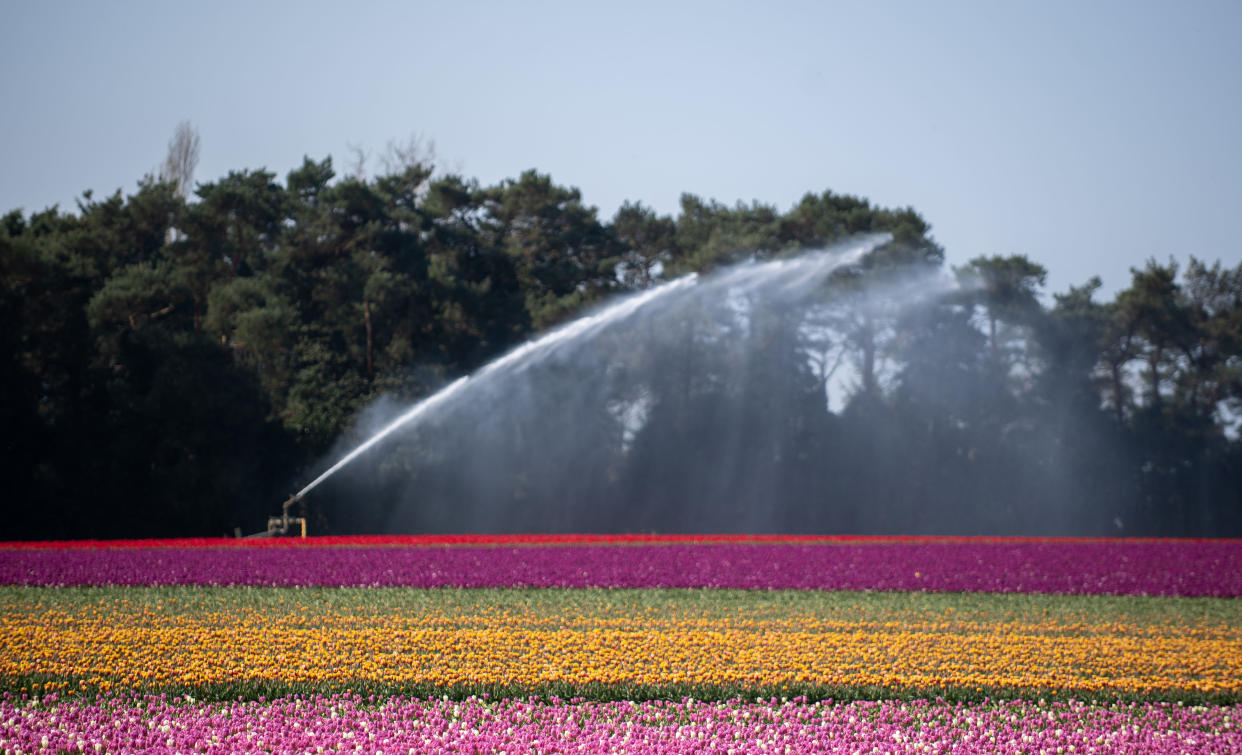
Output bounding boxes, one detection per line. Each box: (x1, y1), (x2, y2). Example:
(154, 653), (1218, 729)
(295, 272), (703, 501)
(276, 233), (892, 527)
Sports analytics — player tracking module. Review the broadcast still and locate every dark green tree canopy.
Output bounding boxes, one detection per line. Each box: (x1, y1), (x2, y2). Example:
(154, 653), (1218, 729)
(2, 157), (1239, 539)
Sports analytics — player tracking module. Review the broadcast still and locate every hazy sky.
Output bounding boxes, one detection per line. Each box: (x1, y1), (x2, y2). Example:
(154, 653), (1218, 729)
(4, 0), (1239, 298)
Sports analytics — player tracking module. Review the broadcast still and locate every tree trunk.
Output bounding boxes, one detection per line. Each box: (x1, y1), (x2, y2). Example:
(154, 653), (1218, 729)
(989, 313), (999, 370)
(1148, 346), (1162, 408)
(1111, 361), (1125, 425)
(860, 315), (877, 395)
(364, 300), (374, 379)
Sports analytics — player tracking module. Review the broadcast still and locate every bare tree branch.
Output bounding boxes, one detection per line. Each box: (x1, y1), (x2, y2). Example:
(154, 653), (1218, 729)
(160, 121), (200, 199)
(380, 133), (437, 175)
(345, 142), (369, 180)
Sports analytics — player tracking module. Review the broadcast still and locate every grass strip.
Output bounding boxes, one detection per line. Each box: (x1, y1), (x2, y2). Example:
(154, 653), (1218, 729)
(4, 584), (1237, 625)
(5, 675), (1241, 707)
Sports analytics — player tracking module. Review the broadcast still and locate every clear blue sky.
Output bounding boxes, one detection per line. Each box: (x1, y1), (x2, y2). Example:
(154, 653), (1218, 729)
(4, 0), (1239, 298)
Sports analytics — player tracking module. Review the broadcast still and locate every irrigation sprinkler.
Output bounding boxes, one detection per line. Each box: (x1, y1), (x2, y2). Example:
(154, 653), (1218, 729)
(248, 493), (307, 538)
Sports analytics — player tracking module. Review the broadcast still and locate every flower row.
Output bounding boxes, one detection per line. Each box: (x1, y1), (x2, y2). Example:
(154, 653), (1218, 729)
(0, 534), (1158, 549)
(2, 540), (1240, 595)
(4, 587), (1238, 699)
(3, 693), (1238, 755)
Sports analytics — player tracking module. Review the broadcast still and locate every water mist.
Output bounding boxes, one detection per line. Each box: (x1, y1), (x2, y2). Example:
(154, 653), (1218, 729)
(293, 233), (930, 533)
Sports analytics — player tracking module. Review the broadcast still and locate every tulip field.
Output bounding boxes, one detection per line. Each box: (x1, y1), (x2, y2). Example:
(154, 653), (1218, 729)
(2, 536), (1240, 753)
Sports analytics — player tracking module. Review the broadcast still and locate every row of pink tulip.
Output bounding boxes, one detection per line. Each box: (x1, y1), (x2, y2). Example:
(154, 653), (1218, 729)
(3, 692), (1237, 754)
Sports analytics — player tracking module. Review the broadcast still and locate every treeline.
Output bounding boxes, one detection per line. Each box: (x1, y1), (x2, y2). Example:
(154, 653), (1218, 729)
(2, 154), (1239, 538)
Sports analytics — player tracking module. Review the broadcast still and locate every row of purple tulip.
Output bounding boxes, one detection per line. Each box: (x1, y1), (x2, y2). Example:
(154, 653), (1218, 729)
(4, 693), (1237, 754)
(2, 540), (1240, 595)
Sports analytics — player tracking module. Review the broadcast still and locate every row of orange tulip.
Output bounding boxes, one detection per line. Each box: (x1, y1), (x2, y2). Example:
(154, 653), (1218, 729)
(3, 587), (1238, 698)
